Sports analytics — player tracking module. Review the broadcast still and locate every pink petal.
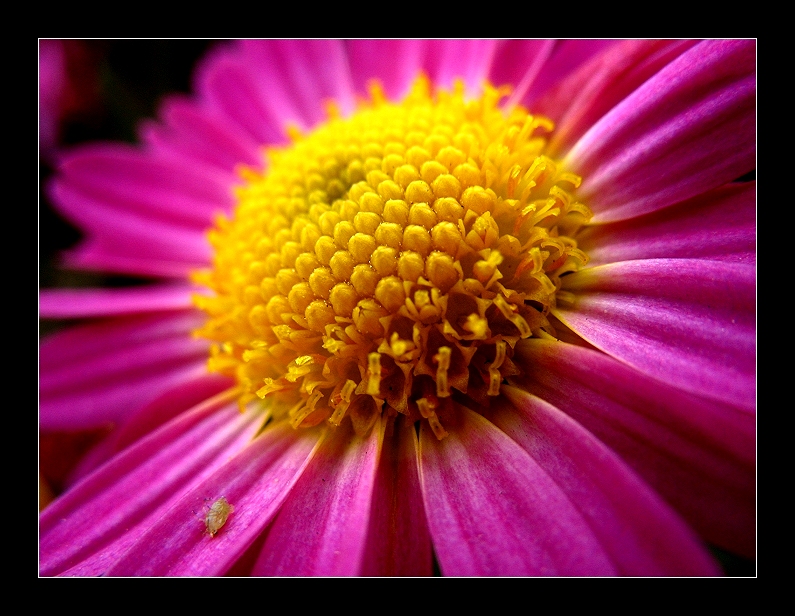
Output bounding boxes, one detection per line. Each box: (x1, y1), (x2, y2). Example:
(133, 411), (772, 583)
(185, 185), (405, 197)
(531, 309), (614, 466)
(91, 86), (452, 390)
(234, 40), (355, 131)
(419, 405), (616, 576)
(40, 310), (203, 368)
(40, 393), (261, 576)
(62, 236), (205, 279)
(487, 40), (553, 101)
(140, 94), (264, 175)
(39, 39), (65, 154)
(346, 40), (427, 101)
(252, 418), (382, 576)
(361, 415), (433, 576)
(48, 174), (213, 268)
(193, 46), (292, 145)
(533, 40), (697, 156)
(566, 39), (756, 222)
(556, 259), (756, 411)
(495, 387), (720, 575)
(421, 40), (499, 97)
(39, 284), (195, 319)
(52, 143), (233, 227)
(103, 421), (322, 576)
(65, 373), (233, 485)
(40, 311), (210, 429)
(577, 181), (756, 266)
(514, 339), (755, 557)
(517, 39), (620, 108)
(497, 40), (557, 110)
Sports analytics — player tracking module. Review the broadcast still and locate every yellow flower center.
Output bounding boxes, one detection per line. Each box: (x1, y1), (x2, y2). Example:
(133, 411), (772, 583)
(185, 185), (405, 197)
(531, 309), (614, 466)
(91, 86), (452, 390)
(193, 77), (591, 439)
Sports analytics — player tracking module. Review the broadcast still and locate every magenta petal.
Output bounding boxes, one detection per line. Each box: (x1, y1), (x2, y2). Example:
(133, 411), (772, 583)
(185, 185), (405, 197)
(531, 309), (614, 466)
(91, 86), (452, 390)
(234, 40), (355, 131)
(567, 39), (756, 221)
(361, 415), (433, 576)
(577, 181), (756, 266)
(194, 48), (291, 146)
(48, 174), (212, 268)
(252, 418), (382, 576)
(534, 40), (697, 156)
(422, 40), (499, 97)
(490, 39), (556, 109)
(52, 143), (232, 227)
(346, 40), (426, 101)
(419, 406), (616, 576)
(141, 94), (264, 174)
(519, 40), (620, 107)
(66, 373), (233, 485)
(556, 259), (756, 411)
(40, 311), (209, 429)
(515, 339), (755, 557)
(40, 311), (203, 368)
(103, 421), (321, 576)
(39, 284), (195, 319)
(40, 393), (261, 576)
(62, 236), (205, 279)
(39, 39), (65, 154)
(496, 387), (720, 575)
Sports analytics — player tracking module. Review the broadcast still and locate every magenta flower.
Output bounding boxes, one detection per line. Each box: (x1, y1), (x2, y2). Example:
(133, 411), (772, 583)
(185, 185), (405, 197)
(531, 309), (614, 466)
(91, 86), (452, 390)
(39, 40), (756, 576)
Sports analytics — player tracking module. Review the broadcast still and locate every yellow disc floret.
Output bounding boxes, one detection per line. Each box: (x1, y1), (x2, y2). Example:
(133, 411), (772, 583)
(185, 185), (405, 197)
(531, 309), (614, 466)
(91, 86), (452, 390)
(193, 76), (591, 439)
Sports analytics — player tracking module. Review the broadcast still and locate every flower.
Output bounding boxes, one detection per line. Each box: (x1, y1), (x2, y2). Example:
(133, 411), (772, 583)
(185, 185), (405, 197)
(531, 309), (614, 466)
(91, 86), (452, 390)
(39, 39), (756, 576)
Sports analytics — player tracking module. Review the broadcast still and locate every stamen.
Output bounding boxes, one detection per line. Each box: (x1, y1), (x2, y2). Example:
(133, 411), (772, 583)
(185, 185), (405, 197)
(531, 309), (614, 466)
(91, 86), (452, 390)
(434, 346), (452, 398)
(493, 294), (532, 338)
(488, 341), (507, 396)
(417, 396), (448, 440)
(329, 379), (357, 426)
(366, 352), (382, 396)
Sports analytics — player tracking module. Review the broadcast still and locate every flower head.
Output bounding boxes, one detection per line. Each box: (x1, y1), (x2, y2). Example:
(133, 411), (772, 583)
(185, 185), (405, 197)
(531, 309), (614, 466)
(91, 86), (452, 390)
(39, 39), (756, 576)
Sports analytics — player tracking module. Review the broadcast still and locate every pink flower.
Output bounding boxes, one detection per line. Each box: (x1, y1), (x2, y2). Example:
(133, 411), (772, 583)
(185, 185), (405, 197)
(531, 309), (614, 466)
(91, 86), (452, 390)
(39, 40), (756, 576)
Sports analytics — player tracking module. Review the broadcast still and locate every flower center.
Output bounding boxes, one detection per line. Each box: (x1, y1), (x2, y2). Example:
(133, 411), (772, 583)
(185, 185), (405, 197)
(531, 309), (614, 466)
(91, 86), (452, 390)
(193, 77), (591, 439)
